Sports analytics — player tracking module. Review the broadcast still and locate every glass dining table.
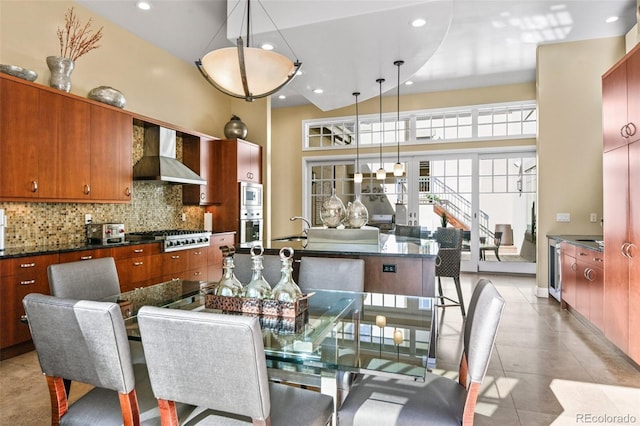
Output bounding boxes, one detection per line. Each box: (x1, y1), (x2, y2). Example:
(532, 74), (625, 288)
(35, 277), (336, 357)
(102, 279), (436, 416)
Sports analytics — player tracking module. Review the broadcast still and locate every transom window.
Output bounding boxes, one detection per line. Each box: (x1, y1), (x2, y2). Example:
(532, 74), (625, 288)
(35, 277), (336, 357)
(304, 101), (536, 150)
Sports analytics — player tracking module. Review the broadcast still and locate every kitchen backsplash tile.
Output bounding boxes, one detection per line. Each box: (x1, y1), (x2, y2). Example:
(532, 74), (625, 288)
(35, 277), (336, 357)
(0, 124), (205, 248)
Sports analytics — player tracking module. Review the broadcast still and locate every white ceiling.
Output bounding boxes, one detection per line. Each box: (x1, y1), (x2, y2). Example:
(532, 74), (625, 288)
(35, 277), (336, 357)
(76, 0), (637, 111)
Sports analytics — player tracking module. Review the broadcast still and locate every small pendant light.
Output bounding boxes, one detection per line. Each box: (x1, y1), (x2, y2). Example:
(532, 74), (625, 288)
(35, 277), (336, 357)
(393, 60), (405, 177)
(376, 78), (386, 181)
(353, 92), (363, 184)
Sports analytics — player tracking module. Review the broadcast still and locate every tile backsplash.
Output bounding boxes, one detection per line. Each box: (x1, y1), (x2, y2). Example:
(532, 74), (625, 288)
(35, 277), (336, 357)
(0, 124), (205, 248)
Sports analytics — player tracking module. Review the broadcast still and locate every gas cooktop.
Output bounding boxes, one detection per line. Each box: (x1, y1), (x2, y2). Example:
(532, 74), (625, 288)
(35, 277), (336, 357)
(126, 230), (211, 252)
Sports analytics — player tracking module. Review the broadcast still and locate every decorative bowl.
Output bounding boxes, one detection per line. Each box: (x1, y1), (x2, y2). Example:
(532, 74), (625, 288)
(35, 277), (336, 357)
(0, 64), (37, 82)
(88, 86), (126, 108)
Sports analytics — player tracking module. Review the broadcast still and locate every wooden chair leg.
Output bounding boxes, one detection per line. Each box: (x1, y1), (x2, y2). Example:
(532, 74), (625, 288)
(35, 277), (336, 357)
(158, 399), (181, 426)
(119, 389), (141, 426)
(46, 376), (68, 426)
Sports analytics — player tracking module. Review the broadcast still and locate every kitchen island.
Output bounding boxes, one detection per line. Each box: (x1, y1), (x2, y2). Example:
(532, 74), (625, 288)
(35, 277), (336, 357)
(238, 233), (439, 298)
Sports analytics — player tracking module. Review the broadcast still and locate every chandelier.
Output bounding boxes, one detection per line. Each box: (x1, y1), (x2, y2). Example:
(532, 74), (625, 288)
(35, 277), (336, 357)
(195, 0), (302, 101)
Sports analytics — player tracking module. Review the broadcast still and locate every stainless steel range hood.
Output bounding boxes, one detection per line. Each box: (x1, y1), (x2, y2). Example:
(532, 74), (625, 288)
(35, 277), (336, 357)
(133, 126), (206, 185)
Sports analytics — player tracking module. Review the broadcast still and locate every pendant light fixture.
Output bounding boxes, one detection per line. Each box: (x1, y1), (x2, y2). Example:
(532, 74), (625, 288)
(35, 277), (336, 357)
(393, 60), (405, 177)
(195, 0), (302, 102)
(376, 78), (386, 181)
(353, 92), (363, 184)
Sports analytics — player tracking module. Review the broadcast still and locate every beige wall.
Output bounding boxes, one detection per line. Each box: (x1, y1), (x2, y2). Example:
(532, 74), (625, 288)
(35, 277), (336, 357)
(0, 0), (230, 137)
(272, 83), (536, 239)
(536, 37), (626, 293)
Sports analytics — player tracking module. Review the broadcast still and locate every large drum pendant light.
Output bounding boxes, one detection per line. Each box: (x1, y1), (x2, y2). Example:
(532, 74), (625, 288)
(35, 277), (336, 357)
(393, 60), (405, 177)
(196, 0), (302, 101)
(353, 92), (363, 184)
(376, 78), (386, 181)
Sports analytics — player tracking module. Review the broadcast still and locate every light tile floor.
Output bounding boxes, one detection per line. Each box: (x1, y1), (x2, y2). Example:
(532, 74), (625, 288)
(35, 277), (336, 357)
(1, 273), (639, 425)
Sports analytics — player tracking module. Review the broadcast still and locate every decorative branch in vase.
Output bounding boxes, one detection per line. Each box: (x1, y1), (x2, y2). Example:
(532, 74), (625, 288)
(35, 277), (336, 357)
(48, 7), (104, 92)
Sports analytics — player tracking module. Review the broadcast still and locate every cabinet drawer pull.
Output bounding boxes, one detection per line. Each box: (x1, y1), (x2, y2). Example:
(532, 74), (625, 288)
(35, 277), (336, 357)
(628, 243), (636, 258)
(31, 181), (38, 193)
(194, 251), (202, 255)
(125, 187), (131, 196)
(579, 252), (587, 256)
(621, 125), (629, 138)
(20, 263), (36, 268)
(133, 249), (144, 253)
(593, 257), (603, 263)
(200, 192), (205, 200)
(80, 255), (93, 260)
(584, 268), (594, 281)
(133, 261), (144, 266)
(193, 271), (202, 276)
(171, 255), (180, 259)
(627, 122), (636, 137)
(570, 262), (577, 271)
(84, 184), (91, 195)
(20, 279), (36, 285)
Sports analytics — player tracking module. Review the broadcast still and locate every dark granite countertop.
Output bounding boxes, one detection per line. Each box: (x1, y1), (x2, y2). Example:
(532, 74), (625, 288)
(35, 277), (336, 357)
(547, 234), (604, 252)
(0, 240), (158, 260)
(240, 234), (439, 258)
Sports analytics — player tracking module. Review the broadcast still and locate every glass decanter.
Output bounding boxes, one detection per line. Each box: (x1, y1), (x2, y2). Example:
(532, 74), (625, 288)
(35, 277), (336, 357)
(320, 188), (346, 228)
(214, 246), (243, 297)
(271, 247), (302, 302)
(346, 194), (369, 228)
(242, 245), (272, 299)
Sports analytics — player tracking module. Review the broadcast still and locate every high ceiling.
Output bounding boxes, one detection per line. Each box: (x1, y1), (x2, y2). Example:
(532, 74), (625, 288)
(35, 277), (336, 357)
(76, 0), (637, 111)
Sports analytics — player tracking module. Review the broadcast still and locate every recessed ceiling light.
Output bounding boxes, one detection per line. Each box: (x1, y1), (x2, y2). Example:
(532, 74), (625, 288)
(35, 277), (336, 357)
(261, 43), (274, 51)
(313, 88), (323, 94)
(136, 1), (151, 10)
(411, 18), (426, 28)
(605, 16), (619, 23)
(549, 4), (566, 11)
(278, 95), (286, 99)
(404, 80), (413, 86)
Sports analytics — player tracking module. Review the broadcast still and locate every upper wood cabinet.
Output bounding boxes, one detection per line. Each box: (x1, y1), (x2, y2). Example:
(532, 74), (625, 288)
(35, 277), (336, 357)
(0, 74), (133, 203)
(89, 105), (133, 202)
(183, 136), (218, 205)
(235, 139), (261, 183)
(1, 77), (44, 199)
(602, 43), (640, 152)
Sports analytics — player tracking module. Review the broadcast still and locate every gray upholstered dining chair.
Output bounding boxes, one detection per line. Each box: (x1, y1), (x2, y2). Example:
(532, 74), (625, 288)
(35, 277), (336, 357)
(435, 227), (466, 317)
(137, 306), (334, 426)
(233, 253), (283, 285)
(47, 257), (146, 391)
(338, 279), (505, 426)
(298, 256), (365, 293)
(21, 293), (191, 426)
(48, 257), (121, 300)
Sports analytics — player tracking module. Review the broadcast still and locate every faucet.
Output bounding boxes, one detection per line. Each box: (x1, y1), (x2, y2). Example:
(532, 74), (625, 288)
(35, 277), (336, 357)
(290, 216), (311, 235)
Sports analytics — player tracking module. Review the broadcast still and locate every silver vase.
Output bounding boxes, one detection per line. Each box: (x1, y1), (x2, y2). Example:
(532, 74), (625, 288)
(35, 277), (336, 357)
(46, 56), (74, 92)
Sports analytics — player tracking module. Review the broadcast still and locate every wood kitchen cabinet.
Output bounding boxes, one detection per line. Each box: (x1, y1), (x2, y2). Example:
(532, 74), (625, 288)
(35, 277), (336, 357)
(602, 43), (640, 363)
(113, 243), (162, 292)
(0, 253), (58, 359)
(0, 77), (41, 199)
(603, 43), (640, 153)
(235, 139), (262, 183)
(207, 232), (235, 282)
(560, 243), (577, 308)
(89, 105), (133, 202)
(575, 248), (604, 331)
(183, 135), (218, 205)
(0, 74), (134, 203)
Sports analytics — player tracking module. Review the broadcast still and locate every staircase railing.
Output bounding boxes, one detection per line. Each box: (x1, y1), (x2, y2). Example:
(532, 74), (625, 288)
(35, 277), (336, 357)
(417, 176), (492, 238)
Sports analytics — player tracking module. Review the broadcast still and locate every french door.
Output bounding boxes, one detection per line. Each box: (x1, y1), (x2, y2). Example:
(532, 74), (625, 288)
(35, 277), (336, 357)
(304, 149), (537, 274)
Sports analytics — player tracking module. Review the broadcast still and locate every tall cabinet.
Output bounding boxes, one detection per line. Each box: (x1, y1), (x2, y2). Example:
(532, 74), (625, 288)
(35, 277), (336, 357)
(602, 43), (639, 363)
